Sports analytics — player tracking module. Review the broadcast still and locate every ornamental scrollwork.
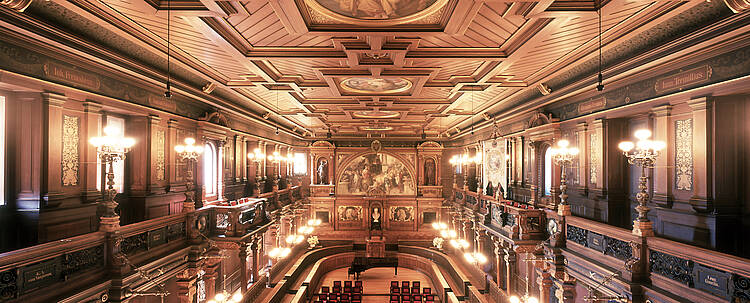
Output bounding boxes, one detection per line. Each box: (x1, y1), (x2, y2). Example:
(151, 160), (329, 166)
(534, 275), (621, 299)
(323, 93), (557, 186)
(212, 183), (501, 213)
(675, 119), (693, 190)
(61, 245), (104, 279)
(121, 233), (148, 255)
(0, 269), (18, 300)
(62, 115), (80, 186)
(733, 274), (750, 301)
(216, 213), (229, 229)
(566, 225), (588, 247)
(649, 250), (694, 287)
(603, 236), (632, 261)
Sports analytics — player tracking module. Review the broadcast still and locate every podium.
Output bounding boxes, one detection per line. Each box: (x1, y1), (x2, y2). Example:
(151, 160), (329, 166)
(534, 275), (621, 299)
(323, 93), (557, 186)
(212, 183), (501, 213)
(366, 236), (385, 258)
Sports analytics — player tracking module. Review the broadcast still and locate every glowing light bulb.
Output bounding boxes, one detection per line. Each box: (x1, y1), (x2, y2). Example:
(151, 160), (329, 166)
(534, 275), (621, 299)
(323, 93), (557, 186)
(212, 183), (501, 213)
(103, 125), (120, 136)
(509, 296), (521, 303)
(185, 137), (196, 145)
(634, 129), (652, 140)
(570, 147), (580, 155)
(557, 139), (569, 148)
(215, 293), (226, 301)
(618, 141), (634, 152)
(232, 291), (242, 302)
(527, 297), (539, 303)
(175, 145), (185, 153)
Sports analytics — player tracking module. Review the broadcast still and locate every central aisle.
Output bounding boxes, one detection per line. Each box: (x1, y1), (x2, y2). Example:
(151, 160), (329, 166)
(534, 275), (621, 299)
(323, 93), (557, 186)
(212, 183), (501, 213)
(315, 267), (437, 302)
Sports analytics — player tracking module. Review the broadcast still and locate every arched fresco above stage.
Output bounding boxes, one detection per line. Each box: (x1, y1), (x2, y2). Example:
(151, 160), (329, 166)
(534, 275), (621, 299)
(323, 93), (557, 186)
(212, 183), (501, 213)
(336, 153), (416, 196)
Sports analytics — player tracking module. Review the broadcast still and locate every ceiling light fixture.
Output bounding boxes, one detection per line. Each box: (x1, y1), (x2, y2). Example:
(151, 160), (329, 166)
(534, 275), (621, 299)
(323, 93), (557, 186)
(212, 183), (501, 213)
(164, 0), (172, 98)
(596, 1), (604, 91)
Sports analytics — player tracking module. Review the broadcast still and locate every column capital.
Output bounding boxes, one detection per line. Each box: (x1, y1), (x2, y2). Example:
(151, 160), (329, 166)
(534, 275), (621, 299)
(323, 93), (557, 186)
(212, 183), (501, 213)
(42, 92), (67, 107)
(82, 101), (103, 113)
(687, 97), (710, 110)
(651, 104), (672, 117)
(168, 119), (180, 128)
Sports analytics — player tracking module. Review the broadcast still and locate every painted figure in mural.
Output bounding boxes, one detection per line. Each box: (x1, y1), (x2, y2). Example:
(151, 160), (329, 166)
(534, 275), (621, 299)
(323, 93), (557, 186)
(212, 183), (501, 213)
(317, 158), (329, 184)
(424, 158), (436, 186)
(371, 207), (382, 230)
(338, 153), (415, 195)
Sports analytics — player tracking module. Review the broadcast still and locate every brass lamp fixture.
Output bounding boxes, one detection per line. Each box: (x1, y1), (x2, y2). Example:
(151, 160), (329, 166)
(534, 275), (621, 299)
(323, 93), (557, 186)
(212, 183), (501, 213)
(174, 138), (203, 212)
(89, 125), (135, 232)
(618, 129), (665, 237)
(549, 139), (579, 216)
(247, 148), (266, 194)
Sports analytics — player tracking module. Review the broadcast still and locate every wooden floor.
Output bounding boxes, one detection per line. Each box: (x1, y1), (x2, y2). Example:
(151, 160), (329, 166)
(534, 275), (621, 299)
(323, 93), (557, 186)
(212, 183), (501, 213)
(313, 267), (438, 302)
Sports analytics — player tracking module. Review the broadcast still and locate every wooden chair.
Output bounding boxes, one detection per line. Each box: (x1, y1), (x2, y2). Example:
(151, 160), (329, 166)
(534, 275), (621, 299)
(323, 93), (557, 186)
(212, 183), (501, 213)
(401, 281), (410, 288)
(423, 287), (431, 295)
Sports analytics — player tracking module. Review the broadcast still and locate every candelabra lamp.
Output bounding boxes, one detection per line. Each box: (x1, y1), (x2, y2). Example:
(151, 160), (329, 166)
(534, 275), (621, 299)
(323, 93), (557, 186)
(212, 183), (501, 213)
(175, 138), (204, 212)
(618, 129), (665, 237)
(549, 140), (579, 216)
(267, 151), (282, 190)
(247, 148), (265, 196)
(89, 125), (135, 232)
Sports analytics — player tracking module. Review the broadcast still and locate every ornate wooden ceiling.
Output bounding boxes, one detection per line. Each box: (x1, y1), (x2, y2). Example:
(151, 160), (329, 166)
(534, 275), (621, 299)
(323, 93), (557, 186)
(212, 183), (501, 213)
(53, 0), (708, 139)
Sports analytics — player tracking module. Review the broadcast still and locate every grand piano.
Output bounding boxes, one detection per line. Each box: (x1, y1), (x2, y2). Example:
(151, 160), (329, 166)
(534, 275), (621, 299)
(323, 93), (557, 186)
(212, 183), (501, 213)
(348, 256), (398, 279)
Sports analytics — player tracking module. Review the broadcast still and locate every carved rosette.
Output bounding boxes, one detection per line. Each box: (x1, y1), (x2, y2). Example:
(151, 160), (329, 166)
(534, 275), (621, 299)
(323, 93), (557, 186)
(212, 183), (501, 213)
(62, 115), (79, 186)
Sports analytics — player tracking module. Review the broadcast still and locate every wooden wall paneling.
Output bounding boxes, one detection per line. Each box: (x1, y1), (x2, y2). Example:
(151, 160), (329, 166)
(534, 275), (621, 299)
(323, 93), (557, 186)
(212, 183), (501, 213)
(82, 101), (102, 203)
(10, 93), (44, 247)
(123, 115), (149, 224)
(149, 115), (166, 194)
(42, 92), (67, 208)
(710, 95), (744, 254)
(688, 97), (712, 213)
(167, 119), (180, 191)
(603, 118), (629, 228)
(651, 105), (673, 209)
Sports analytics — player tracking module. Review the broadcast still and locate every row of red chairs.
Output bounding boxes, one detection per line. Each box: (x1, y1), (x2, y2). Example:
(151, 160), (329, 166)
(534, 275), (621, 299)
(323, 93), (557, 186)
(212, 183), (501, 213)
(314, 293), (362, 303)
(389, 294), (436, 303)
(390, 281), (433, 302)
(315, 281), (364, 303)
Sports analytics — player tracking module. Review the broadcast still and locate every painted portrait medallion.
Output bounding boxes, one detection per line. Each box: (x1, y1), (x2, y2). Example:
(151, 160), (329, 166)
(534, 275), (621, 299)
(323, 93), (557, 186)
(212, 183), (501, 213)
(338, 206), (363, 221)
(340, 77), (412, 94)
(313, 0), (439, 20)
(390, 206), (414, 222)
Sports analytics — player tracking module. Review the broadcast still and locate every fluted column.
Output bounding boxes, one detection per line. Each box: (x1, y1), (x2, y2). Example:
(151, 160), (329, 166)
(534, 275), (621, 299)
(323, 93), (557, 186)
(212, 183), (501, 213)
(43, 92), (67, 207)
(688, 97), (711, 212)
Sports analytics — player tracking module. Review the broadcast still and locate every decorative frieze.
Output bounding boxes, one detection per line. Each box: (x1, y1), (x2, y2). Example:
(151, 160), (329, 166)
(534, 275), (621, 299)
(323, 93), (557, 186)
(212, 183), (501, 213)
(733, 274), (750, 301)
(155, 130), (165, 181)
(167, 222), (186, 241)
(649, 250), (694, 287)
(62, 115), (79, 186)
(589, 133), (599, 185)
(216, 213), (229, 229)
(675, 119), (693, 190)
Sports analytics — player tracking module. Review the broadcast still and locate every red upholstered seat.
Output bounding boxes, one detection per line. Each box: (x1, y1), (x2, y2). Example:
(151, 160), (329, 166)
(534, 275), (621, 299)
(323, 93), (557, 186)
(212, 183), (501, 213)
(402, 281), (410, 288)
(423, 287), (431, 294)
(321, 286), (330, 293)
(391, 281), (400, 288)
(344, 281), (353, 287)
(354, 281), (363, 288)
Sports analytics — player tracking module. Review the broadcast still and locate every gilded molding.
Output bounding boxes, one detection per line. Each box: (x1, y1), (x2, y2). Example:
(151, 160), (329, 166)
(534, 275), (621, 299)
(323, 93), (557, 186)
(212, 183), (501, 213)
(62, 115), (79, 186)
(723, 0), (750, 13)
(675, 119), (693, 191)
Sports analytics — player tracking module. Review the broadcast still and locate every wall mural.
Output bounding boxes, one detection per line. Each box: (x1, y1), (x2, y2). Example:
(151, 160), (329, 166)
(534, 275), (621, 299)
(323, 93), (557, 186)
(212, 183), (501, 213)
(338, 206), (362, 221)
(482, 139), (506, 195)
(313, 0), (438, 20)
(337, 153), (415, 195)
(390, 206), (414, 222)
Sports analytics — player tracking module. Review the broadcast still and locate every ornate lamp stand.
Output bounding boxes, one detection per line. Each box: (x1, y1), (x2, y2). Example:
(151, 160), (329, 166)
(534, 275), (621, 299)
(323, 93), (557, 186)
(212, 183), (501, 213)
(90, 125), (135, 232)
(175, 138), (204, 212)
(550, 140), (579, 216)
(247, 148), (266, 196)
(618, 129), (665, 237)
(268, 151), (282, 190)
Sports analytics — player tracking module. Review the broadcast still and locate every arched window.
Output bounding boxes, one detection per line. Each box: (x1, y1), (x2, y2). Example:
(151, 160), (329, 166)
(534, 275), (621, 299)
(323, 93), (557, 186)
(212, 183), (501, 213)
(203, 143), (217, 196)
(544, 146), (553, 196)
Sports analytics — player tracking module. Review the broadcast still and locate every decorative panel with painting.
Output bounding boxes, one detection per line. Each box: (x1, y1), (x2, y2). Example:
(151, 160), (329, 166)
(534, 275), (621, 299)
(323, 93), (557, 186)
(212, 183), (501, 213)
(337, 153), (415, 195)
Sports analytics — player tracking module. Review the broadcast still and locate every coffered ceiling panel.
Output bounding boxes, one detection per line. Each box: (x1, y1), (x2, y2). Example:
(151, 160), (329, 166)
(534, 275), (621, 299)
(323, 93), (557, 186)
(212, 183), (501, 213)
(60, 0), (708, 139)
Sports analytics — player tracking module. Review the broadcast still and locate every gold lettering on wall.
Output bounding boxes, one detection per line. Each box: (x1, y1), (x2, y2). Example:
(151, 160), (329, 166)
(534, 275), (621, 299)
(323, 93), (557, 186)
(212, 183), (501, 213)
(156, 130), (165, 181)
(62, 115), (79, 186)
(655, 65), (712, 92)
(675, 119), (693, 190)
(43, 62), (101, 90)
(578, 98), (606, 114)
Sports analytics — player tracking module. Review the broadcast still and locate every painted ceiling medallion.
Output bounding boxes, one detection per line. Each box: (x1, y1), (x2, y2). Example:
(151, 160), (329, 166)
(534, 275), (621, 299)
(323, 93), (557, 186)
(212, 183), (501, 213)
(352, 110), (401, 119)
(307, 0), (444, 26)
(340, 77), (412, 94)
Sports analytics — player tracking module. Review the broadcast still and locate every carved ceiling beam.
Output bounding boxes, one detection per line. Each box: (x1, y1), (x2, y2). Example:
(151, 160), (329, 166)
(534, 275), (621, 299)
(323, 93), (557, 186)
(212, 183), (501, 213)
(0, 0), (32, 12)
